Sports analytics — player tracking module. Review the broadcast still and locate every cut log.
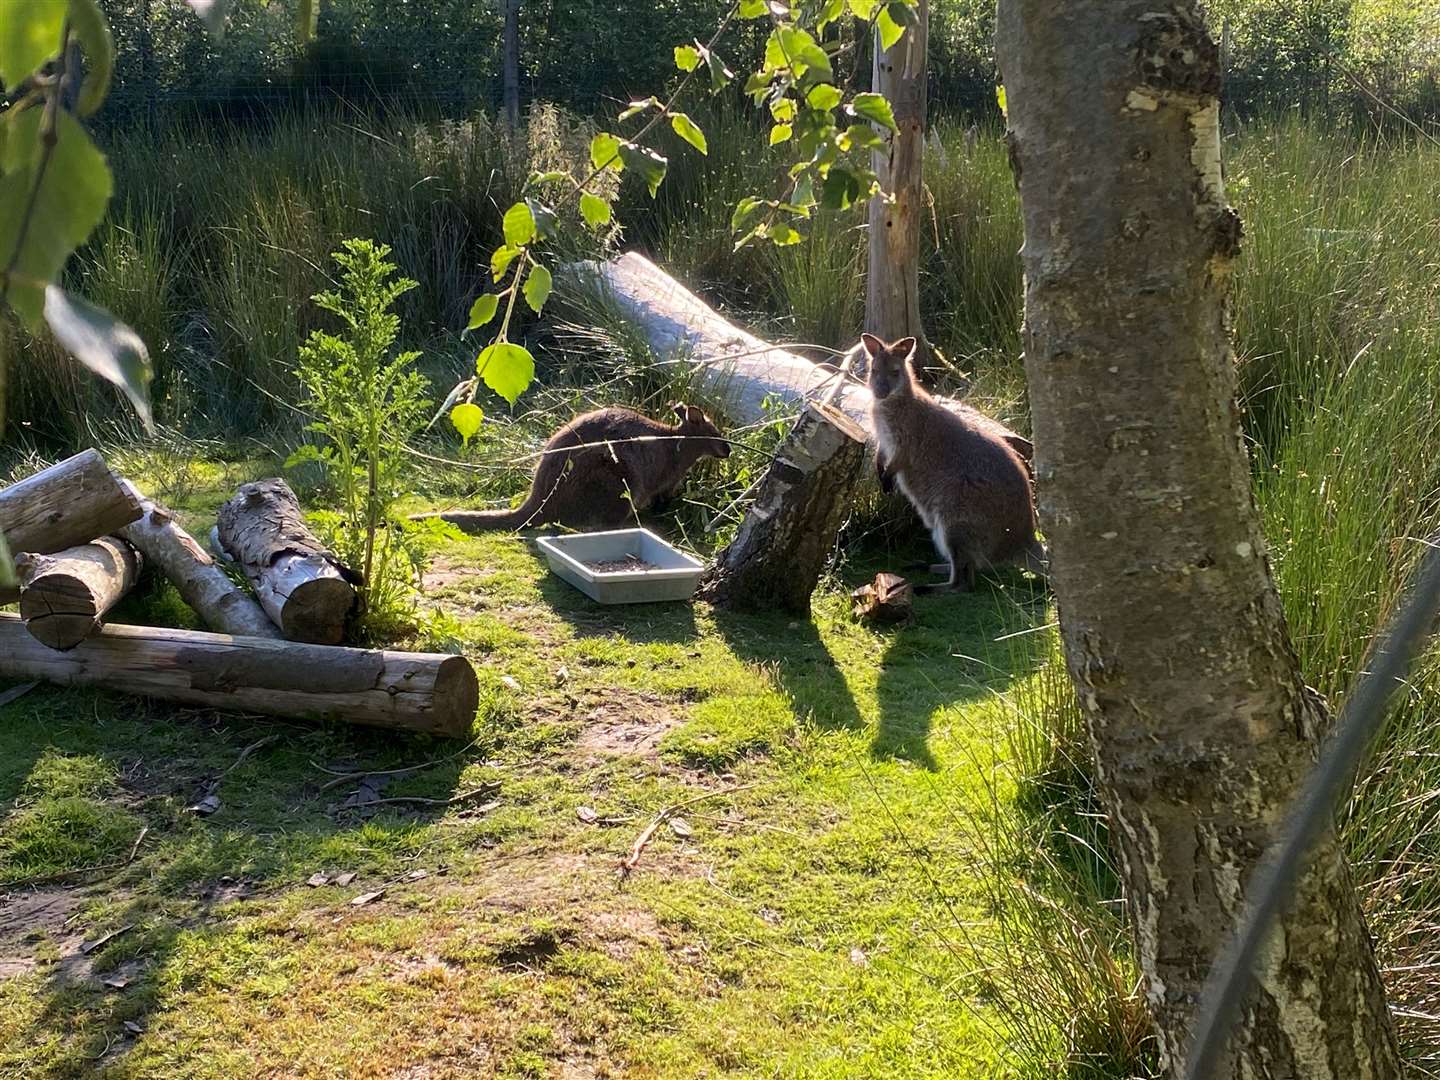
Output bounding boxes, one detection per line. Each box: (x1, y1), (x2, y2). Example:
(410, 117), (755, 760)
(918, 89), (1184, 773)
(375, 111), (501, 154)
(850, 572), (914, 624)
(699, 404), (867, 613)
(0, 449), (142, 556)
(0, 613), (479, 737)
(216, 479), (358, 645)
(17, 537), (141, 650)
(564, 253), (1033, 467)
(116, 485), (280, 640)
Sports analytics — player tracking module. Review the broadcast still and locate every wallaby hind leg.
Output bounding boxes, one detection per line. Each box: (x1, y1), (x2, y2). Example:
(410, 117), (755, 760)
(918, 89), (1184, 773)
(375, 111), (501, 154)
(914, 528), (975, 594)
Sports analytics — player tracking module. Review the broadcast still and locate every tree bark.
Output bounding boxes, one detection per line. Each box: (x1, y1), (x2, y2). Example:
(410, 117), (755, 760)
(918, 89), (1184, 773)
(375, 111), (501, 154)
(994, 4), (1401, 1077)
(866, 0), (928, 362)
(216, 479), (357, 645)
(502, 0), (521, 130)
(0, 450), (142, 557)
(17, 537), (141, 650)
(699, 404), (866, 613)
(0, 613), (478, 738)
(116, 485), (281, 640)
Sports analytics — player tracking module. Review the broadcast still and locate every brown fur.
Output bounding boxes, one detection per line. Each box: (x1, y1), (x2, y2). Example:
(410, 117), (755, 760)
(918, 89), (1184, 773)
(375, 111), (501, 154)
(863, 333), (1045, 591)
(427, 404), (729, 532)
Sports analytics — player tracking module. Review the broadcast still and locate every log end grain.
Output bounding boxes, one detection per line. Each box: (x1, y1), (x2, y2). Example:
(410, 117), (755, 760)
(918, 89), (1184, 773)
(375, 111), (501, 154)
(425, 655), (481, 738)
(281, 577), (357, 645)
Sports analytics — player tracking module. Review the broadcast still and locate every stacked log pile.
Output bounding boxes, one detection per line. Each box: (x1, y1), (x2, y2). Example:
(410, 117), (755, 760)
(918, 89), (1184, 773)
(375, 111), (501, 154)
(0, 454), (477, 737)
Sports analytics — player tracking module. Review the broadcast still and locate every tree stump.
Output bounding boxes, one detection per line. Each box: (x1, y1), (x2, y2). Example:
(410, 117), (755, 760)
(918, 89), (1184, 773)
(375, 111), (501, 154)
(0, 613), (478, 737)
(699, 404), (867, 613)
(116, 484), (280, 639)
(0, 449), (142, 556)
(216, 479), (358, 644)
(17, 537), (141, 650)
(850, 572), (913, 624)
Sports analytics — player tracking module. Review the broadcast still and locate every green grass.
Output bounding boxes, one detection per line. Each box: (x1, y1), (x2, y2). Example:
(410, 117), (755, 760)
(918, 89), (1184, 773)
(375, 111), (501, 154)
(0, 476), (1096, 1077)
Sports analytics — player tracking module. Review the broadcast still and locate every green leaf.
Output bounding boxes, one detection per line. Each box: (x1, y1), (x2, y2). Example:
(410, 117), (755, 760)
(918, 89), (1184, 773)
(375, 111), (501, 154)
(503, 202), (536, 248)
(618, 142), (667, 197)
(850, 92), (898, 132)
(817, 0), (846, 32)
(770, 98), (796, 123)
(523, 263), (552, 313)
(792, 173), (816, 209)
(769, 123), (792, 146)
(738, 0), (767, 17)
(70, 0), (115, 117)
(806, 84), (842, 112)
(674, 45), (701, 72)
(579, 192), (611, 230)
(526, 197), (558, 240)
(184, 0), (232, 38)
(743, 71), (775, 98)
(703, 47), (733, 91)
(768, 221), (803, 246)
(450, 402), (484, 445)
(670, 112), (708, 156)
(43, 286), (152, 431)
(847, 0), (878, 18)
(730, 195), (765, 233)
(782, 28), (833, 79)
(619, 96), (660, 120)
(490, 245), (521, 281)
(295, 0), (317, 39)
(995, 84), (1007, 118)
(821, 167), (863, 210)
(476, 341), (535, 406)
(590, 132), (622, 172)
(528, 170), (570, 186)
(840, 123), (885, 151)
(0, 0), (66, 92)
(466, 293), (500, 332)
(0, 109), (113, 327)
(876, 6), (904, 50)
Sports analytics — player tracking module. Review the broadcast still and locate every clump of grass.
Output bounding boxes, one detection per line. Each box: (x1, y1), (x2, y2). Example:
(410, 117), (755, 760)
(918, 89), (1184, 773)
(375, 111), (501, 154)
(0, 750), (141, 884)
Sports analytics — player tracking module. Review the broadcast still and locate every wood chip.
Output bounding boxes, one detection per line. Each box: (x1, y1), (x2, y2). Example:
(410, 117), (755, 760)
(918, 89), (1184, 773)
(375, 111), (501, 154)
(122, 1020), (144, 1036)
(404, 869), (429, 882)
(187, 793), (221, 816)
(82, 924), (134, 954)
(500, 675), (521, 692)
(306, 872), (330, 888)
(350, 890), (384, 907)
(101, 975), (130, 990)
(576, 806), (599, 824)
(669, 817), (694, 838)
(334, 872), (357, 886)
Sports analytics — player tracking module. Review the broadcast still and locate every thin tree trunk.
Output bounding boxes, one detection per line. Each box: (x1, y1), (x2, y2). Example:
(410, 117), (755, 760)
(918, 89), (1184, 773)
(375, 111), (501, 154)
(866, 0), (928, 361)
(994, 4), (1401, 1077)
(502, 0), (521, 130)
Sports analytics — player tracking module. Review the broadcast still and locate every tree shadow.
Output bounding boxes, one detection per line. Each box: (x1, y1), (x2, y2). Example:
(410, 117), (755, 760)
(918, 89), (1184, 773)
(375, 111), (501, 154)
(0, 685), (478, 1067)
(870, 571), (1051, 770)
(707, 606), (866, 735)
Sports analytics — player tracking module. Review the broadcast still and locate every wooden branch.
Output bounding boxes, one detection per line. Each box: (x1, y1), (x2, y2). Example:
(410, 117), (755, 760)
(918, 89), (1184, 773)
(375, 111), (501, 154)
(0, 450), (142, 556)
(216, 479), (357, 644)
(699, 404), (867, 613)
(116, 484), (280, 639)
(0, 613), (479, 737)
(17, 537), (141, 650)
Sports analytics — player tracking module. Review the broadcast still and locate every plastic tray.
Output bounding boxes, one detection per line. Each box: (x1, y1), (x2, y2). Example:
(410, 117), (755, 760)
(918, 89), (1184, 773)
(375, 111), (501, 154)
(535, 529), (705, 604)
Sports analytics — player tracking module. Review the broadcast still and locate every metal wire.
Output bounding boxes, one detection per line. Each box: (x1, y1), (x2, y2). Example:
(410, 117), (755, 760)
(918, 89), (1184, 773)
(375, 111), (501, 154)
(1184, 537), (1440, 1080)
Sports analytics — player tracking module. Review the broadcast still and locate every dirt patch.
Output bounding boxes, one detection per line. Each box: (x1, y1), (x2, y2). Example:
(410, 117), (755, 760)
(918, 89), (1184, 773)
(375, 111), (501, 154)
(0, 888), (83, 978)
(575, 690), (682, 758)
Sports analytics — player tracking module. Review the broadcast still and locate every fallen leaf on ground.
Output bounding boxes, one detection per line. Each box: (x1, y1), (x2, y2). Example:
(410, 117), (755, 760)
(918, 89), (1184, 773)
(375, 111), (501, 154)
(350, 890), (385, 907)
(670, 817), (694, 838)
(577, 806), (599, 823)
(123, 1021), (144, 1036)
(82, 925), (134, 954)
(500, 675), (521, 692)
(187, 794), (221, 816)
(849, 947), (869, 967)
(101, 975), (130, 989)
(404, 869), (429, 882)
(334, 872), (357, 887)
(306, 872), (329, 887)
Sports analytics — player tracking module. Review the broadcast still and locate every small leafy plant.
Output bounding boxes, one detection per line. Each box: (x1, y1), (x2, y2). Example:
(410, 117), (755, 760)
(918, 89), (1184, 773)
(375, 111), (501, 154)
(289, 239), (433, 637)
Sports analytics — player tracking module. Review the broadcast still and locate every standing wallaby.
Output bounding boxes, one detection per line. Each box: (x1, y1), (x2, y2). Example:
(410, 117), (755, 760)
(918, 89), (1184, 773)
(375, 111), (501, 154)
(419, 404), (730, 532)
(863, 333), (1046, 591)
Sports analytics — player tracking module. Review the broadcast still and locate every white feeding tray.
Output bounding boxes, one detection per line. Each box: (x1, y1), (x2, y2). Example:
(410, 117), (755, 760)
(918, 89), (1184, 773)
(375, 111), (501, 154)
(536, 528), (706, 604)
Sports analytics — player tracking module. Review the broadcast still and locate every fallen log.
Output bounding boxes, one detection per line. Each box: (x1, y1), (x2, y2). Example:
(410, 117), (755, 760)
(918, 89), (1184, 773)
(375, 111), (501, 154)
(216, 479), (358, 645)
(565, 252), (1033, 467)
(0, 449), (143, 556)
(0, 613), (479, 737)
(116, 485), (280, 640)
(699, 404), (867, 613)
(17, 537), (142, 650)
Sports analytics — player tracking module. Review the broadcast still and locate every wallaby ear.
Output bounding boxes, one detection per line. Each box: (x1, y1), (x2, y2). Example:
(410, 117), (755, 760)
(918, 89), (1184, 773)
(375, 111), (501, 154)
(894, 337), (918, 363)
(673, 402), (688, 421)
(684, 404), (706, 424)
(860, 333), (885, 358)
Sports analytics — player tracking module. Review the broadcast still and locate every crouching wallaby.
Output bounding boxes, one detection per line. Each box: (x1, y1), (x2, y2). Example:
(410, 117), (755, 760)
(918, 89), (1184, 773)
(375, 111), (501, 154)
(417, 404), (730, 532)
(863, 333), (1046, 592)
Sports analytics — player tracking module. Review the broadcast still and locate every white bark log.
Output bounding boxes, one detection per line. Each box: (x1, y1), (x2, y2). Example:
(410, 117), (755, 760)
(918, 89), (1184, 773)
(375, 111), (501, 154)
(0, 449), (142, 556)
(216, 479), (357, 645)
(0, 613), (478, 737)
(563, 253), (1032, 464)
(17, 537), (141, 650)
(116, 485), (280, 639)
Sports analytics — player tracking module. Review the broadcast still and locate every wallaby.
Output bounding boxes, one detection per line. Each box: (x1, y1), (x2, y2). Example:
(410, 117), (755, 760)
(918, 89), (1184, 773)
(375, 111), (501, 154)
(421, 404), (730, 533)
(863, 333), (1046, 592)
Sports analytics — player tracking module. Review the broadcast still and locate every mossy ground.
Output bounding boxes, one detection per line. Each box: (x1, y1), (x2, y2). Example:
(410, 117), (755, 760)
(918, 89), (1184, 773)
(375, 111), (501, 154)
(1, 472), (1057, 1079)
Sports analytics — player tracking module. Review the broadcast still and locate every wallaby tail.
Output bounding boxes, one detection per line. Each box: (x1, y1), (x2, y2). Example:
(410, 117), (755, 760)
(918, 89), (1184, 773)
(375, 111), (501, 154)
(409, 492), (545, 534)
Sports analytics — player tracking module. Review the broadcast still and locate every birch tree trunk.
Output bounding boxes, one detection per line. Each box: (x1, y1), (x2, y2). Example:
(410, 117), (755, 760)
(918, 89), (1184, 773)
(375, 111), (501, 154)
(502, 0), (521, 130)
(866, 0), (928, 361)
(994, 4), (1401, 1077)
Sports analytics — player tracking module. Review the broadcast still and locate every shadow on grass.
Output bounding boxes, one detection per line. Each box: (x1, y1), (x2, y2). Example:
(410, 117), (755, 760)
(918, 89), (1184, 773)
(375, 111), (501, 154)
(526, 546), (703, 647)
(0, 685), (478, 1069)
